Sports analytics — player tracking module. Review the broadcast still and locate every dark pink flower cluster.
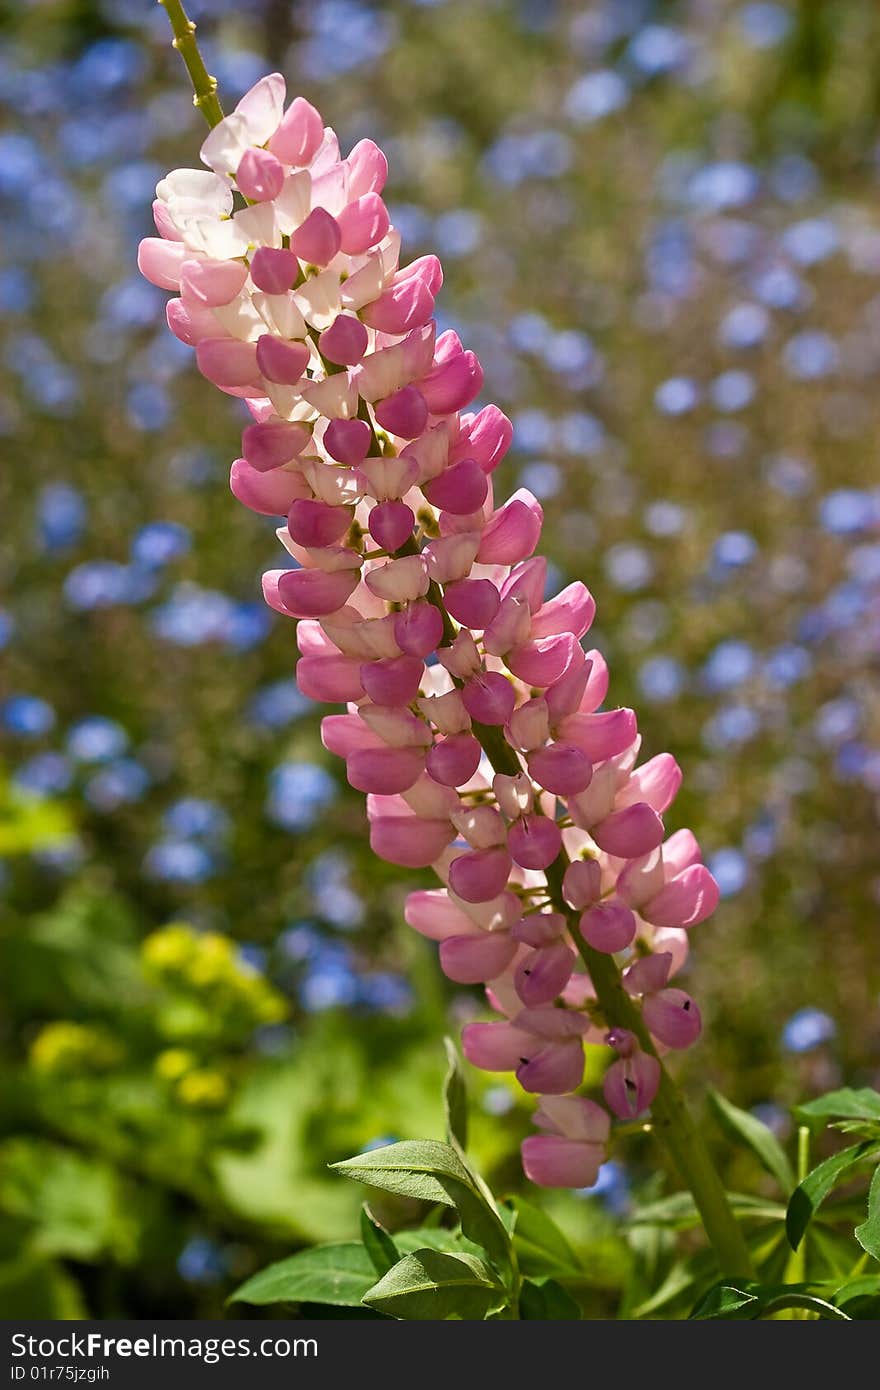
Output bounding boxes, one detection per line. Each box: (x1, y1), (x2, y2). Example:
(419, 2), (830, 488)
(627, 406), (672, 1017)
(139, 74), (720, 1190)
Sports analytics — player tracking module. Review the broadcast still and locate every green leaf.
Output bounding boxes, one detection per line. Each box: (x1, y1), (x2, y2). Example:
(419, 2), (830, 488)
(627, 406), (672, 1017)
(795, 1089), (880, 1132)
(691, 1280), (850, 1321)
(855, 1163), (880, 1261)
(786, 1141), (880, 1250)
(708, 1089), (795, 1194)
(830, 1274), (880, 1316)
(519, 1276), (581, 1320)
(442, 1036), (468, 1151)
(360, 1205), (398, 1276)
(332, 1140), (511, 1275)
(361, 1248), (505, 1320)
(630, 1190), (787, 1231)
(393, 1227), (469, 1255)
(503, 1196), (581, 1277)
(229, 1243), (376, 1307)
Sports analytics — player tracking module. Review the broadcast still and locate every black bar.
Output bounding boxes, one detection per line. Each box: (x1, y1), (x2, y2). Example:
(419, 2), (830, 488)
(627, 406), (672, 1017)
(0, 1317), (860, 1386)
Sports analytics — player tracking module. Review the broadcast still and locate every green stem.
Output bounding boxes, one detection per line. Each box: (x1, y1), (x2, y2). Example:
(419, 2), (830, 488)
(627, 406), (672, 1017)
(158, 0), (225, 128)
(158, 5), (754, 1281)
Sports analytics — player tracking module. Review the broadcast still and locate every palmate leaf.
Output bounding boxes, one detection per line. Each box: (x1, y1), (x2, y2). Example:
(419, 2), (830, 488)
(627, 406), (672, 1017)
(331, 1139), (512, 1275)
(229, 1243), (376, 1307)
(785, 1140), (880, 1251)
(708, 1089), (795, 1194)
(690, 1280), (851, 1320)
(361, 1248), (505, 1320)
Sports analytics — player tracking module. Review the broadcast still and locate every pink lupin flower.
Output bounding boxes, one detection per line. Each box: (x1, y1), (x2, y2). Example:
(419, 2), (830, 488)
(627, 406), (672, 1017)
(144, 72), (720, 1193)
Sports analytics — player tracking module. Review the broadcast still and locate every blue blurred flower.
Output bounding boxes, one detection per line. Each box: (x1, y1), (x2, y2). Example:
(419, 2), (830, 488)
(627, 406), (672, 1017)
(654, 376), (700, 415)
(144, 839), (216, 883)
(246, 678), (312, 729)
(565, 69), (629, 124)
(131, 521), (191, 569)
(782, 1008), (836, 1053)
(819, 489), (878, 535)
(638, 656), (685, 702)
(65, 561), (155, 609)
(711, 369), (756, 412)
(718, 302), (770, 351)
(577, 1160), (631, 1215)
(177, 1237), (227, 1286)
(12, 753), (73, 797)
(1, 694), (55, 737)
(37, 483), (86, 551)
(712, 531), (757, 570)
(708, 847), (750, 897)
(66, 716), (129, 763)
(739, 4), (792, 49)
(266, 762), (336, 832)
(84, 758), (150, 811)
(702, 640), (755, 691)
(163, 798), (230, 842)
(783, 330), (839, 380)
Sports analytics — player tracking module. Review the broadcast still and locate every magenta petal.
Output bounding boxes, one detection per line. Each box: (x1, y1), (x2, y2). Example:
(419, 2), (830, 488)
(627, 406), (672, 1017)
(527, 742), (592, 796)
(462, 1021), (536, 1072)
(448, 847), (512, 903)
(439, 933), (518, 985)
(603, 1051), (661, 1118)
(643, 864), (720, 928)
(296, 655), (365, 703)
(324, 417), (372, 465)
(578, 901), (636, 954)
(256, 334), (310, 385)
(369, 814), (453, 868)
(444, 578), (501, 629)
(521, 1136), (603, 1189)
(288, 498), (352, 547)
(509, 912), (566, 947)
(426, 733), (482, 787)
(230, 458), (309, 516)
(276, 566), (359, 618)
(516, 1039), (584, 1095)
(249, 246), (299, 294)
(562, 858), (602, 910)
(507, 815), (562, 871)
(514, 942), (575, 1006)
(461, 671), (516, 726)
(242, 420), (309, 471)
(590, 803), (665, 858)
(642, 989), (702, 1049)
(360, 655), (423, 706)
(346, 747), (425, 795)
(291, 207), (342, 266)
(423, 458), (489, 515)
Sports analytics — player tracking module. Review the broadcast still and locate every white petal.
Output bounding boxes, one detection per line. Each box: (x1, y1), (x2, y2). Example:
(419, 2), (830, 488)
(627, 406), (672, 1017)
(310, 128), (341, 175)
(235, 72), (286, 147)
(233, 203), (281, 248)
(251, 291), (308, 342)
(187, 216), (250, 259)
(340, 254), (387, 311)
(200, 111), (251, 174)
(293, 269), (342, 330)
(273, 171), (312, 235)
(211, 294), (264, 342)
(157, 168), (233, 214)
(310, 162), (349, 216)
(299, 372), (358, 418)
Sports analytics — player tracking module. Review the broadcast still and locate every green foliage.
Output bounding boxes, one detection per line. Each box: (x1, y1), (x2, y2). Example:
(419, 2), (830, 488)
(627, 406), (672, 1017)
(708, 1089), (795, 1195)
(362, 1249), (505, 1320)
(230, 1244), (377, 1309)
(690, 1281), (850, 1321)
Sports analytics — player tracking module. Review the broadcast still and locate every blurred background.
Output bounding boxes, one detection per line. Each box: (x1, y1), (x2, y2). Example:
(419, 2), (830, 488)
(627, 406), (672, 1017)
(1, 0), (878, 1319)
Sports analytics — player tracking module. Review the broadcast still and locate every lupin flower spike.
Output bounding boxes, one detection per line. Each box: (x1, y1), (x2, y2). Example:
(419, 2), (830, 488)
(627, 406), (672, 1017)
(146, 7), (754, 1279)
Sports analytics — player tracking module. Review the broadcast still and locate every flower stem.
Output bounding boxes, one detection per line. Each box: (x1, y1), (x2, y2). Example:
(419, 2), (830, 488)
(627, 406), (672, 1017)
(158, 0), (225, 128)
(157, 2), (753, 1280)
